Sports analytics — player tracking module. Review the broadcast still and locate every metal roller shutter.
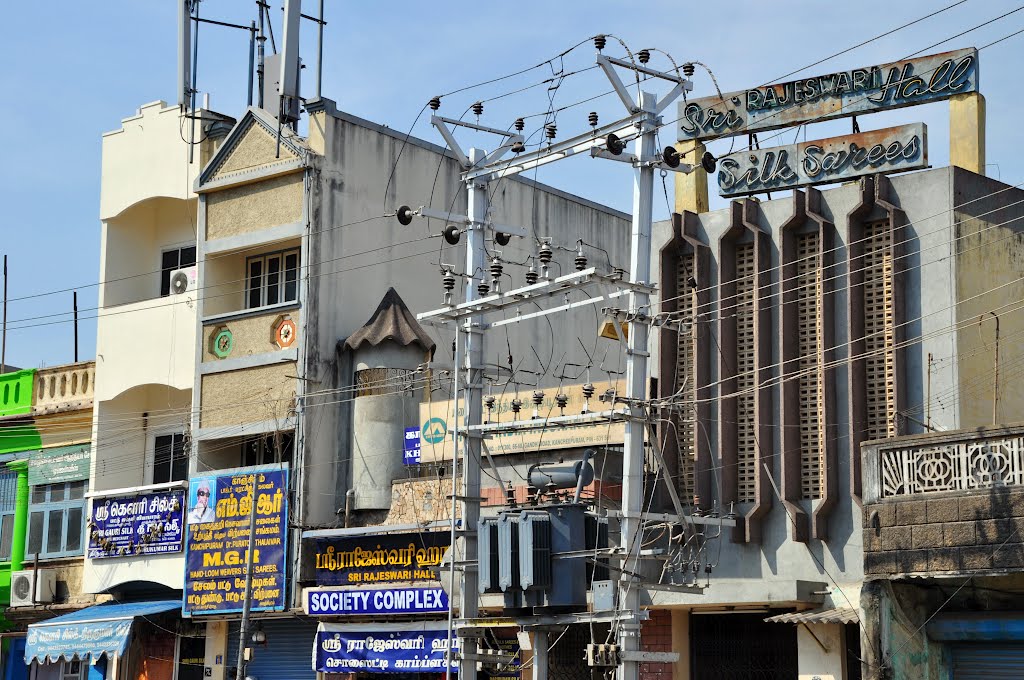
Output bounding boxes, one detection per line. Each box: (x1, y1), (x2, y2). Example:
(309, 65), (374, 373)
(227, 618), (319, 679)
(952, 645), (1024, 679)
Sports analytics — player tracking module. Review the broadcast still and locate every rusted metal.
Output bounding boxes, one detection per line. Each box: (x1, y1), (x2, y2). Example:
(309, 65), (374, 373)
(717, 123), (927, 198)
(678, 48), (977, 141)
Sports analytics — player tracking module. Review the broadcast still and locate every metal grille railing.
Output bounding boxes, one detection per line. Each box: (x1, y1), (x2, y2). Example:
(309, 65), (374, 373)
(735, 243), (757, 503)
(881, 434), (1024, 497)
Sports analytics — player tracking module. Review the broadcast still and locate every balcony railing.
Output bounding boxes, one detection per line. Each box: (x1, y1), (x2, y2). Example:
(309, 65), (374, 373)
(34, 363), (95, 414)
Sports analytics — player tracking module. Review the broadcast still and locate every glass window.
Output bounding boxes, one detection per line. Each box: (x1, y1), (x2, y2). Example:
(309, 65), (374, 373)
(26, 481), (87, 559)
(0, 471), (17, 561)
(245, 249), (300, 309)
(160, 246), (198, 298)
(242, 433), (294, 468)
(153, 433), (188, 485)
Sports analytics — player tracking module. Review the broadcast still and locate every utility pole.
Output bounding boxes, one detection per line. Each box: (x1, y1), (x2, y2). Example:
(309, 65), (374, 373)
(73, 291), (79, 363)
(235, 475), (259, 680)
(2, 254), (7, 374)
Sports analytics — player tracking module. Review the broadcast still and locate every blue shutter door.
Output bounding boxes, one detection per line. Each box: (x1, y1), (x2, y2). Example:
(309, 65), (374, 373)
(952, 645), (1024, 679)
(228, 619), (319, 679)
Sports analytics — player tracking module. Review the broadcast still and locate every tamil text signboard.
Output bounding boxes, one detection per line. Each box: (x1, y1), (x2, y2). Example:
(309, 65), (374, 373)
(678, 48), (977, 141)
(313, 622), (457, 674)
(29, 444), (90, 486)
(304, 585), (448, 616)
(88, 490), (185, 559)
(183, 464), (288, 616)
(303, 531), (449, 586)
(717, 123), (927, 198)
(417, 380), (625, 462)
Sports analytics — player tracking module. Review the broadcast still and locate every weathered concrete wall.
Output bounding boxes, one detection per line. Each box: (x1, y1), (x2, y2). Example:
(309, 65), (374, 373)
(199, 362), (295, 429)
(202, 308), (301, 362)
(205, 172), (303, 241)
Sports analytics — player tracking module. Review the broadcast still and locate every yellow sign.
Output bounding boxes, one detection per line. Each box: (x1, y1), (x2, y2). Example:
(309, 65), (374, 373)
(418, 380), (626, 462)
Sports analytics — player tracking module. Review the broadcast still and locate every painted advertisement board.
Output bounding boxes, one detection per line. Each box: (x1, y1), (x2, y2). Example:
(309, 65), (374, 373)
(303, 531), (449, 586)
(717, 123), (928, 197)
(304, 585), (449, 616)
(28, 444), (90, 486)
(88, 490), (185, 559)
(417, 379), (625, 462)
(183, 464), (288, 616)
(677, 48), (977, 141)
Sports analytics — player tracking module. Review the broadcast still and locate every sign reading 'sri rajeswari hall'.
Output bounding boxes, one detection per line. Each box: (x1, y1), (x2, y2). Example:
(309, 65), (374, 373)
(678, 48), (978, 141)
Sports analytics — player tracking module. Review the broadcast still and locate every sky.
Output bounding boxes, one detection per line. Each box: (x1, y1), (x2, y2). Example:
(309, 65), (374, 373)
(2, 0), (1023, 369)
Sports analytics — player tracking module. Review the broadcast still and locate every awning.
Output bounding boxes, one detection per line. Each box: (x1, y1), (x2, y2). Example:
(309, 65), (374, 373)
(764, 607), (858, 625)
(25, 599), (180, 663)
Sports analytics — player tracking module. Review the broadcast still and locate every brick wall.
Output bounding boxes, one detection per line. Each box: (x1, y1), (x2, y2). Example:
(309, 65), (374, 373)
(640, 609), (674, 680)
(864, 487), (1024, 576)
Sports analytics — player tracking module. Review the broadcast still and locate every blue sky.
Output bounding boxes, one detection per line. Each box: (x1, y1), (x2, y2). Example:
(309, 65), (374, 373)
(2, 0), (1022, 368)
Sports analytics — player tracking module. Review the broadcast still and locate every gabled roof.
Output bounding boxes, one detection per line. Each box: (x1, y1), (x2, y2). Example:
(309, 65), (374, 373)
(344, 288), (435, 355)
(197, 106), (311, 191)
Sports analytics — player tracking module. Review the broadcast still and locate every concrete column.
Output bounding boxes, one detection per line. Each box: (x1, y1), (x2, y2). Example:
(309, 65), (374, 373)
(671, 610), (690, 680)
(949, 92), (986, 175)
(6, 460), (28, 571)
(204, 620), (228, 680)
(673, 140), (709, 215)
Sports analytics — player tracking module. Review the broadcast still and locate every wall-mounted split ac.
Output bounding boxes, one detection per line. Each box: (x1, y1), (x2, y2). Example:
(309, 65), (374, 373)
(169, 266), (198, 295)
(10, 569), (56, 607)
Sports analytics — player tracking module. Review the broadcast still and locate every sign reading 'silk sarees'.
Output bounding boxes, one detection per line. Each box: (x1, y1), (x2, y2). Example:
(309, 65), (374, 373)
(678, 48), (978, 141)
(717, 123), (928, 198)
(183, 465), (288, 616)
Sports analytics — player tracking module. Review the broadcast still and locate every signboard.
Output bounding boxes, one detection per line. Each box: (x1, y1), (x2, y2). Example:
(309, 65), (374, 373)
(485, 636), (522, 679)
(303, 531), (449, 586)
(88, 490), (185, 559)
(402, 427), (421, 465)
(678, 48), (977, 141)
(313, 622), (457, 674)
(183, 464), (288, 616)
(418, 379), (625, 462)
(304, 586), (448, 616)
(717, 123), (927, 197)
(28, 444), (90, 486)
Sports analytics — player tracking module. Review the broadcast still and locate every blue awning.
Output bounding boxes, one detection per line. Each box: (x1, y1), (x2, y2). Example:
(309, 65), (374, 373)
(25, 599), (180, 663)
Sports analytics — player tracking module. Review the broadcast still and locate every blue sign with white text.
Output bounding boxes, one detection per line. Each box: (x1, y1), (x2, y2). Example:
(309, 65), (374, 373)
(403, 427), (421, 464)
(88, 490), (185, 559)
(313, 623), (457, 674)
(305, 586), (448, 616)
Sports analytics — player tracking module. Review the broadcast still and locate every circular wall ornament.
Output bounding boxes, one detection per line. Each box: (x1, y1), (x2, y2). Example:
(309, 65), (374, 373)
(275, 318), (297, 348)
(212, 328), (234, 358)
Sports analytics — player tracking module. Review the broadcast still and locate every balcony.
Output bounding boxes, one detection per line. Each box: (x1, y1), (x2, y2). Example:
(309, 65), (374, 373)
(862, 424), (1024, 577)
(33, 363), (95, 415)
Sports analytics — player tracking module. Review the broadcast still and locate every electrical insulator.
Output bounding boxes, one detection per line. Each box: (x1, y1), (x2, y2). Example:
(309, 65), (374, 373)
(575, 242), (588, 271)
(594, 35), (606, 51)
(682, 62), (695, 77)
(612, 266), (626, 280)
(588, 111), (598, 128)
(511, 398), (522, 416)
(638, 49), (650, 64)
(442, 268), (455, 305)
(545, 123), (557, 140)
(484, 395), (496, 422)
(511, 140), (525, 154)
(478, 279), (490, 296)
(532, 390), (544, 419)
(472, 101), (484, 117)
(514, 117), (525, 131)
(556, 392), (568, 414)
(490, 256), (503, 281)
(581, 382), (595, 413)
(525, 264), (538, 285)
(429, 96), (441, 110)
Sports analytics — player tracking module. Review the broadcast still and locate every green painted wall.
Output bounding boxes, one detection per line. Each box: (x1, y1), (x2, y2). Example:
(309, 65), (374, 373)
(0, 370), (34, 418)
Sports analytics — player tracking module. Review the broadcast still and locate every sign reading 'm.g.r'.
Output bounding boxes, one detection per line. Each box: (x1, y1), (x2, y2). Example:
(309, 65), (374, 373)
(678, 48), (977, 141)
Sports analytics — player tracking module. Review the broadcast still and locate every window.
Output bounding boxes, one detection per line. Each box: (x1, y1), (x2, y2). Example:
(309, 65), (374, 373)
(27, 481), (86, 559)
(153, 433), (188, 484)
(246, 249), (299, 309)
(160, 246), (197, 297)
(242, 433), (294, 468)
(0, 471), (17, 561)
(60, 659), (84, 680)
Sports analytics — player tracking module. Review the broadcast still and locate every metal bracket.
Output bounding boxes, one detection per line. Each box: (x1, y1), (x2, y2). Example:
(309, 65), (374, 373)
(619, 651), (681, 663)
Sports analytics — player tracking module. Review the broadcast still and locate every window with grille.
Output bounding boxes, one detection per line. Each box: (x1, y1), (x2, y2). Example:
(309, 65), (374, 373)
(796, 231), (824, 500)
(0, 471), (17, 561)
(862, 220), (896, 441)
(159, 246), (197, 297)
(734, 243), (757, 503)
(27, 480), (86, 559)
(246, 248), (300, 309)
(676, 254), (696, 502)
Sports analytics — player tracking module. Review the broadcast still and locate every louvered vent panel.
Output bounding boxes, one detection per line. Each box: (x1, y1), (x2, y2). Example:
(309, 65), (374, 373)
(797, 232), (823, 500)
(863, 220), (896, 441)
(676, 254), (696, 502)
(734, 243), (757, 503)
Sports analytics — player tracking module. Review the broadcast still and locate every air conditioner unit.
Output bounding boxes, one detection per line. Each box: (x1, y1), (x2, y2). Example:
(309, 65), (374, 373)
(169, 266), (198, 295)
(10, 569), (56, 607)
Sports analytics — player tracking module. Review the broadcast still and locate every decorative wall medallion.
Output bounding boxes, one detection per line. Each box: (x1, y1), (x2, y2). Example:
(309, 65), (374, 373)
(274, 316), (297, 349)
(212, 326), (233, 359)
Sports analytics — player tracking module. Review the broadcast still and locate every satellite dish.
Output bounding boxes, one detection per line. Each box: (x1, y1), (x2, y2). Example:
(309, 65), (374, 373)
(701, 151), (718, 174)
(495, 232), (511, 246)
(662, 146), (681, 168)
(606, 133), (626, 156)
(170, 271), (191, 295)
(396, 205), (415, 226)
(443, 225), (461, 245)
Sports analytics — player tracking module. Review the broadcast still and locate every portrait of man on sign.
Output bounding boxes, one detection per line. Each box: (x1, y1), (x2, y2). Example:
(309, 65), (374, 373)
(188, 481), (216, 523)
